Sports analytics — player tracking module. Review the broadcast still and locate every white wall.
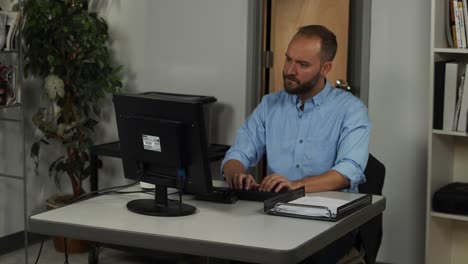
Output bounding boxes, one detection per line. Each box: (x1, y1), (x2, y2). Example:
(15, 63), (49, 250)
(369, 0), (430, 263)
(97, 0), (251, 146)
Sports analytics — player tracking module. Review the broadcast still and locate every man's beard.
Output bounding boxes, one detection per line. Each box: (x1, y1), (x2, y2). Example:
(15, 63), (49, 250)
(283, 72), (321, 95)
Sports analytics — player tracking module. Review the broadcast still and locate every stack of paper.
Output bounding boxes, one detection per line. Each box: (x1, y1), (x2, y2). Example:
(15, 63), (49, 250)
(275, 196), (349, 218)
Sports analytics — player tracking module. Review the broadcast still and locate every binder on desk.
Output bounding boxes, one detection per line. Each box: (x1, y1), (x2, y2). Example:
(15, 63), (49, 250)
(263, 187), (372, 222)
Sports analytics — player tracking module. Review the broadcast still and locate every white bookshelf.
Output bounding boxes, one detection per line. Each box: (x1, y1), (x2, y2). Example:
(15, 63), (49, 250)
(431, 211), (468, 221)
(435, 47), (468, 53)
(432, 129), (468, 136)
(426, 1), (468, 263)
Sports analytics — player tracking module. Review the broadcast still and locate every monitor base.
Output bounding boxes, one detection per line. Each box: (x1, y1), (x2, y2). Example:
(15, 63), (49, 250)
(126, 199), (196, 216)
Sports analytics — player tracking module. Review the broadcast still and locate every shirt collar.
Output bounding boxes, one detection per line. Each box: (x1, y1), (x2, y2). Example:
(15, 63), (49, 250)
(310, 80), (332, 107)
(290, 80), (333, 109)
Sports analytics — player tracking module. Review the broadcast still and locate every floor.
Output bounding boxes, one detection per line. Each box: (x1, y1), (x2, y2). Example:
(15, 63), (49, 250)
(0, 239), (225, 264)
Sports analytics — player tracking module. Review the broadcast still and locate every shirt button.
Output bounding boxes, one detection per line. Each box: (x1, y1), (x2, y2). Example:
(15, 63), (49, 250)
(299, 139), (303, 143)
(296, 164), (300, 168)
(299, 115), (302, 118)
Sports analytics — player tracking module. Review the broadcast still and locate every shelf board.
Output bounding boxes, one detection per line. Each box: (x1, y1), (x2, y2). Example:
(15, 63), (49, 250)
(431, 211), (468, 222)
(432, 129), (468, 137)
(0, 103), (21, 109)
(0, 103), (22, 122)
(0, 173), (23, 181)
(0, 117), (22, 122)
(434, 48), (468, 54)
(0, 50), (18, 54)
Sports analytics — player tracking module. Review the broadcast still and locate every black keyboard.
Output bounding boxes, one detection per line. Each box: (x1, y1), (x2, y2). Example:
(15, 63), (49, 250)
(212, 187), (287, 202)
(235, 188), (287, 201)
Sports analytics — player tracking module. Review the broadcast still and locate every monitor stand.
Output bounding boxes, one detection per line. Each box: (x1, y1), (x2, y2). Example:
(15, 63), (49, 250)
(126, 185), (196, 216)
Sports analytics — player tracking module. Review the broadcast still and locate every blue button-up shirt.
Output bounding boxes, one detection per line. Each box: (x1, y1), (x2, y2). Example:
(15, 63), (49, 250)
(221, 82), (370, 192)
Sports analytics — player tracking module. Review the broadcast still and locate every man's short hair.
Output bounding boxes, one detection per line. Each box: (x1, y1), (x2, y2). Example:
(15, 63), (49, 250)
(296, 25), (337, 63)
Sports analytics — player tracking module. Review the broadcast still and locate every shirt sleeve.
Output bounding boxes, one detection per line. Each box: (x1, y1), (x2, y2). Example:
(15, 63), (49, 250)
(331, 99), (371, 192)
(221, 97), (268, 173)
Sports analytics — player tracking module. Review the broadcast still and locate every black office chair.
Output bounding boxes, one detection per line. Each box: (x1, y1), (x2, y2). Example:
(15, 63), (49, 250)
(304, 154), (385, 264)
(356, 154), (385, 264)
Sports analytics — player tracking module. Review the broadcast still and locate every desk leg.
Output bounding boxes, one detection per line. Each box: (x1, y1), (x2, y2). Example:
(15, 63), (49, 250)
(90, 152), (98, 192)
(88, 243), (100, 264)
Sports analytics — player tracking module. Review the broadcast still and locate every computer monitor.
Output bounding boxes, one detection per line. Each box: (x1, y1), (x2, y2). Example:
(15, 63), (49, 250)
(113, 92), (217, 216)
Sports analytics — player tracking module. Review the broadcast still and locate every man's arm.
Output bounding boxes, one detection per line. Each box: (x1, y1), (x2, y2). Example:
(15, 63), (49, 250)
(295, 170), (349, 192)
(223, 160), (258, 190)
(259, 170), (349, 192)
(221, 96), (270, 190)
(331, 98), (370, 192)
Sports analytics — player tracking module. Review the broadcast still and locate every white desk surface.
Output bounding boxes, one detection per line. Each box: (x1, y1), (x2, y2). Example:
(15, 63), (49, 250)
(29, 190), (385, 264)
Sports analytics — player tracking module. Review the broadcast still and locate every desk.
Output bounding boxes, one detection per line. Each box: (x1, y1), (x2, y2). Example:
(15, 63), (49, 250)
(29, 191), (385, 264)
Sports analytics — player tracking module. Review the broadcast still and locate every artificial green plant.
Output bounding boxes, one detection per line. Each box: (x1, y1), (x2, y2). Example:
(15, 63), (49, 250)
(23, 0), (122, 199)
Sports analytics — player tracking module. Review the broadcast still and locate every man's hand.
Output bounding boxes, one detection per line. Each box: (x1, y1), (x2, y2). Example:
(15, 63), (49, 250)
(223, 160), (259, 190)
(259, 173), (301, 192)
(226, 172), (258, 190)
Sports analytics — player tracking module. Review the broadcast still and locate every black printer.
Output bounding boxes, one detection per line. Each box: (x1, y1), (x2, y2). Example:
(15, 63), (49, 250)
(433, 182), (468, 215)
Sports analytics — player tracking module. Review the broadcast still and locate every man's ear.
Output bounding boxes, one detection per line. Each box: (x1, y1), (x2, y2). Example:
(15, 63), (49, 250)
(320, 61), (333, 77)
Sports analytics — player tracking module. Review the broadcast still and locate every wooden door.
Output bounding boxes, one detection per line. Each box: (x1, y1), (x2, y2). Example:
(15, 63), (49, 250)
(267, 0), (350, 93)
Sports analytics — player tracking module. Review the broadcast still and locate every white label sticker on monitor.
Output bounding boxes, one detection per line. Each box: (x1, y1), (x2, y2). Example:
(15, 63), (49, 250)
(142, 134), (161, 152)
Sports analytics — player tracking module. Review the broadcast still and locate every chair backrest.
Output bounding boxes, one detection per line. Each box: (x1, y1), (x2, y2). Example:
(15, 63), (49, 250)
(357, 153), (385, 264)
(359, 154), (385, 195)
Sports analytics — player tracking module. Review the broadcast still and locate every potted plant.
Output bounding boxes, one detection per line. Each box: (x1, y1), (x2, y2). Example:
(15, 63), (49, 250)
(23, 0), (122, 251)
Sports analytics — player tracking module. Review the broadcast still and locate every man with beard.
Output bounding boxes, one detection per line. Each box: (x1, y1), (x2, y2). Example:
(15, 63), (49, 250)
(221, 25), (370, 263)
(222, 25), (369, 194)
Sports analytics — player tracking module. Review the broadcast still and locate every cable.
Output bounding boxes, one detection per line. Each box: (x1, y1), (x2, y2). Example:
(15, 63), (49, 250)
(168, 198), (182, 204)
(63, 238), (69, 264)
(111, 189), (155, 195)
(34, 240), (45, 264)
(70, 176), (143, 203)
(71, 177), (182, 205)
(110, 190), (182, 199)
(176, 168), (186, 203)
